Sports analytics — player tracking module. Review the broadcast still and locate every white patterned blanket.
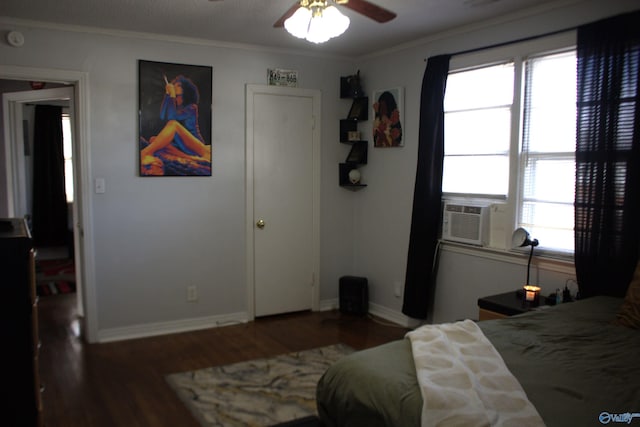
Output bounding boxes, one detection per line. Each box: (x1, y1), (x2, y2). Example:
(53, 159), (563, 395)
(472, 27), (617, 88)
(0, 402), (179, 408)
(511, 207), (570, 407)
(406, 320), (545, 427)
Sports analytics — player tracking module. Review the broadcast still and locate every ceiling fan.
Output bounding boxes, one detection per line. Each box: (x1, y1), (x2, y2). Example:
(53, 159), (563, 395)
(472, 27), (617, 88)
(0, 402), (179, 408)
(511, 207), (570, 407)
(273, 0), (397, 28)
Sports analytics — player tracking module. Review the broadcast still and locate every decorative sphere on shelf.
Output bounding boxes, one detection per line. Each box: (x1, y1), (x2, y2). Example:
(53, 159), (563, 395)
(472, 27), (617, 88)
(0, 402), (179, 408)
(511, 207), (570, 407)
(348, 168), (361, 184)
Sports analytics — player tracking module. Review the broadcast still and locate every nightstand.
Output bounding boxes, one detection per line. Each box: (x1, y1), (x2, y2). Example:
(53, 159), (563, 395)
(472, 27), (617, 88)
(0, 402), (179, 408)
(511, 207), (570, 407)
(478, 290), (549, 321)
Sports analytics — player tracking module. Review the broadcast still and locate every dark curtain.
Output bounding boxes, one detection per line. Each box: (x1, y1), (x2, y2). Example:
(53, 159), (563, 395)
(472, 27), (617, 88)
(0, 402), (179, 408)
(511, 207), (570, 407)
(32, 105), (68, 247)
(575, 11), (640, 299)
(402, 55), (451, 319)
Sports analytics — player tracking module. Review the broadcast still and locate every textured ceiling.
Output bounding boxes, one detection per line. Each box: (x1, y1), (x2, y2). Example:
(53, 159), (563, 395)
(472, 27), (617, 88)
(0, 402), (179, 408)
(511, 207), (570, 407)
(1, 0), (572, 57)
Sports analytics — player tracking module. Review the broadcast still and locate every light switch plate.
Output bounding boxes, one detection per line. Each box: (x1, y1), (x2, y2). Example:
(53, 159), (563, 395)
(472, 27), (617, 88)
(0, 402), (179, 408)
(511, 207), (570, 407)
(95, 178), (106, 194)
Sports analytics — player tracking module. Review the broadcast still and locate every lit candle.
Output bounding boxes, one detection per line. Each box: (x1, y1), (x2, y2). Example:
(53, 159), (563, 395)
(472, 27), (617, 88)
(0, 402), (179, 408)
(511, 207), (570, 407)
(523, 285), (541, 302)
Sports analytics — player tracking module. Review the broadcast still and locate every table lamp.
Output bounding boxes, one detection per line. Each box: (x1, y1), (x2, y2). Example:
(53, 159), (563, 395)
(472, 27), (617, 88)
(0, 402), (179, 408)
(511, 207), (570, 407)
(512, 227), (540, 306)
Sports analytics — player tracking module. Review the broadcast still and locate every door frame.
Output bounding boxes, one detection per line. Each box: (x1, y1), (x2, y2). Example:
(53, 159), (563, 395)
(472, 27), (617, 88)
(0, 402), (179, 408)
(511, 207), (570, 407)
(3, 87), (72, 225)
(1, 65), (98, 343)
(2, 86), (86, 318)
(245, 84), (321, 320)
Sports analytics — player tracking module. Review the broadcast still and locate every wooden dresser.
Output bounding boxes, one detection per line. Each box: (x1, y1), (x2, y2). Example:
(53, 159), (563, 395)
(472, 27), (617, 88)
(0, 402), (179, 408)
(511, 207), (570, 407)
(0, 218), (42, 426)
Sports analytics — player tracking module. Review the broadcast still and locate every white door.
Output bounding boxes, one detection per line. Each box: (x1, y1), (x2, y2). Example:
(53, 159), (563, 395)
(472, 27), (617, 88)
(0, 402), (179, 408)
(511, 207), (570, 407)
(246, 85), (320, 317)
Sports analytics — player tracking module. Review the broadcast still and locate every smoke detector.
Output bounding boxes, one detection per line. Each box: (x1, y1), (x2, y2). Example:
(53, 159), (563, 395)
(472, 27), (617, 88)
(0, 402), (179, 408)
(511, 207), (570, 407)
(6, 31), (24, 47)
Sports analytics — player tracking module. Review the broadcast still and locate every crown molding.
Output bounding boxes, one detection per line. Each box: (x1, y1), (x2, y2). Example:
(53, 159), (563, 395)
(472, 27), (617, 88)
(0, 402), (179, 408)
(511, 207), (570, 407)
(0, 16), (354, 62)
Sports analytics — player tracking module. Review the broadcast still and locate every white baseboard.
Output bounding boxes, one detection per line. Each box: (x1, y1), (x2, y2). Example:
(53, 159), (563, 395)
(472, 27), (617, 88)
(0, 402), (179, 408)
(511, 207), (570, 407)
(97, 311), (250, 343)
(368, 301), (422, 328)
(319, 298), (421, 328)
(98, 301), (420, 343)
(319, 298), (339, 311)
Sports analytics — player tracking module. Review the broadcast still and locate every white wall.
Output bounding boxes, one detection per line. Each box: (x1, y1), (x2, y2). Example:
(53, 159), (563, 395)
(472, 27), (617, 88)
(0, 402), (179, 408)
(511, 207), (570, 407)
(0, 24), (359, 340)
(354, 0), (640, 324)
(1, 0), (638, 340)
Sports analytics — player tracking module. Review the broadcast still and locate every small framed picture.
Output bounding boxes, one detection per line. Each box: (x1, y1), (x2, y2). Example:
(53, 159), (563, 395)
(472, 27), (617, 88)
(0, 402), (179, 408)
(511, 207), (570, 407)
(373, 87), (403, 147)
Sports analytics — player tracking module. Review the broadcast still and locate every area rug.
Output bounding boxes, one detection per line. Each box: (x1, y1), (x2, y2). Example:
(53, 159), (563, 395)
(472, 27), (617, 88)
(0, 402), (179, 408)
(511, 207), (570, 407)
(35, 258), (76, 296)
(166, 344), (353, 427)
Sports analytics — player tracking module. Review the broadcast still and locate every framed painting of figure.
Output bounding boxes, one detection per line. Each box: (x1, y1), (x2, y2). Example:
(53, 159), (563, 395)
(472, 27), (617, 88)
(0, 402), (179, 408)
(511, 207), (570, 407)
(372, 87), (404, 147)
(138, 60), (212, 176)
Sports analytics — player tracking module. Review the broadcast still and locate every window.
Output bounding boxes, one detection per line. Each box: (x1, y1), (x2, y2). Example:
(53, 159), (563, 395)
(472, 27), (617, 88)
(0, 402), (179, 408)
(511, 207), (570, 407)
(443, 63), (514, 197)
(442, 37), (577, 256)
(520, 51), (576, 253)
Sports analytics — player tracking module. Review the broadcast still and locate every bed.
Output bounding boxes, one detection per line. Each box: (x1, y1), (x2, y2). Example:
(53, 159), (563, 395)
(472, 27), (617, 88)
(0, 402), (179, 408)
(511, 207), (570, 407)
(316, 295), (640, 427)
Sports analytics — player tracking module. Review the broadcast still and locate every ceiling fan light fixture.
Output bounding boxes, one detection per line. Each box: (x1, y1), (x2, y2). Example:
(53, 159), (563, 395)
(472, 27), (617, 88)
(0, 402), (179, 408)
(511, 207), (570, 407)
(306, 13), (332, 44)
(323, 5), (350, 34)
(284, 2), (350, 44)
(284, 7), (313, 39)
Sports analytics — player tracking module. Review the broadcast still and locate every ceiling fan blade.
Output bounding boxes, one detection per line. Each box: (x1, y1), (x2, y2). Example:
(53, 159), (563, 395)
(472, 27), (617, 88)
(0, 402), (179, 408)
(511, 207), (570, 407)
(341, 0), (396, 23)
(274, 2), (302, 28)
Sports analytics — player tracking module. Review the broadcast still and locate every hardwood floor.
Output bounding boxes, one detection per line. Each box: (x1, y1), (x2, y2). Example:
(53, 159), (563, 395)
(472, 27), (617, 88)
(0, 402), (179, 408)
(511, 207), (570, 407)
(37, 294), (409, 427)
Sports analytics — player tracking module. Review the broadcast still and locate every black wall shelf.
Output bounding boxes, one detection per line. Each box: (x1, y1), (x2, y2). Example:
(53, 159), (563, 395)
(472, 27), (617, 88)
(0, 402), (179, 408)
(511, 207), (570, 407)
(339, 163), (367, 190)
(345, 141), (367, 164)
(339, 73), (369, 191)
(347, 97), (368, 121)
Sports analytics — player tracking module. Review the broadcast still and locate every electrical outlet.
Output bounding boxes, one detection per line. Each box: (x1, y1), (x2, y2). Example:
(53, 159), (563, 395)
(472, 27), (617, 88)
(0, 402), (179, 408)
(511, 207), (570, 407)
(394, 281), (403, 298)
(187, 285), (198, 302)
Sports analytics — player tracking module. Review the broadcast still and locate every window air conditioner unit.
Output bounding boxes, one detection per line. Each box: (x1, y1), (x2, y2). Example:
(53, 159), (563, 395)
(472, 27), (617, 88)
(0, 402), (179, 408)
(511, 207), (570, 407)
(442, 202), (490, 246)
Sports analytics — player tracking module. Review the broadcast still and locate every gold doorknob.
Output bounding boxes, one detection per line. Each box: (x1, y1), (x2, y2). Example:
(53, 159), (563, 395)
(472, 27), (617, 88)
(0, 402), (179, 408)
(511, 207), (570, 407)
(256, 219), (265, 229)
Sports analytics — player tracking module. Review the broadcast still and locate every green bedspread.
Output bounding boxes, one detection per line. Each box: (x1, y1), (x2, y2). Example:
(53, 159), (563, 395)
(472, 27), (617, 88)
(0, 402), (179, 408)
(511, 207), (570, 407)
(316, 296), (640, 427)
(317, 338), (422, 427)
